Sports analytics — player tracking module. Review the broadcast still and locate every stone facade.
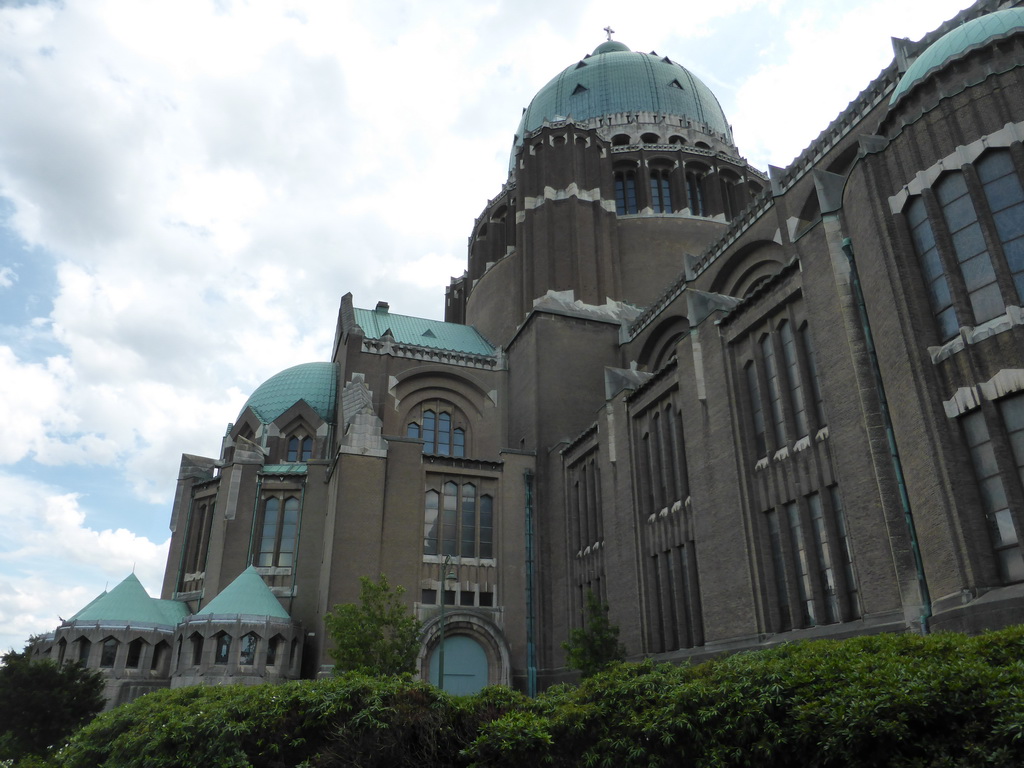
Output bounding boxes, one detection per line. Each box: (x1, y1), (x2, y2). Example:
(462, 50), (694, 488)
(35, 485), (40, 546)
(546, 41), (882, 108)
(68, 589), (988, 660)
(36, 0), (1024, 705)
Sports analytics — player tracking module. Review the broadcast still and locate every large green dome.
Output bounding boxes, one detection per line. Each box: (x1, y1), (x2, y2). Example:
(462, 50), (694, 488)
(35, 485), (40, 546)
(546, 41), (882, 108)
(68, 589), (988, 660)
(890, 8), (1024, 104)
(239, 362), (337, 425)
(514, 41), (732, 151)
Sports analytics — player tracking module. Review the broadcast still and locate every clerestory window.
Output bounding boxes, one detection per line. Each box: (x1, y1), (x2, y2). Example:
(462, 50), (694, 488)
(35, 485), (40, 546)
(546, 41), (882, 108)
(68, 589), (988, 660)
(905, 150), (1024, 343)
(286, 435), (313, 461)
(615, 170), (638, 215)
(256, 495), (300, 568)
(407, 406), (466, 457)
(423, 480), (494, 559)
(649, 168), (672, 213)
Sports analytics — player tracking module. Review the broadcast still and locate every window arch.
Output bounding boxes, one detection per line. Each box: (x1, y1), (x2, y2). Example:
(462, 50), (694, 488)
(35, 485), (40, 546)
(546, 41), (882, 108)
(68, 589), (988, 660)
(685, 165), (707, 216)
(286, 435), (313, 462)
(649, 168), (673, 213)
(76, 637), (91, 665)
(611, 133), (630, 146)
(214, 632), (231, 665)
(257, 495), (300, 568)
(239, 632), (259, 666)
(100, 637), (118, 668)
(190, 632), (204, 666)
(615, 169), (639, 215)
(126, 638), (145, 669)
(406, 403), (466, 457)
(640, 132), (660, 144)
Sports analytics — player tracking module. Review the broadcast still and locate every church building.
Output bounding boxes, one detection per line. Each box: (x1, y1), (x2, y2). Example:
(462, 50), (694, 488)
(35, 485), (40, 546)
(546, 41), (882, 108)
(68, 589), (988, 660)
(36, 0), (1024, 706)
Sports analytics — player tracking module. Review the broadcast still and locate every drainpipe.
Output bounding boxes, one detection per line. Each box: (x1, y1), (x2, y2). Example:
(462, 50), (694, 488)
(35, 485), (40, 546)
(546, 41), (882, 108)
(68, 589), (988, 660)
(841, 236), (932, 633)
(524, 470), (538, 696)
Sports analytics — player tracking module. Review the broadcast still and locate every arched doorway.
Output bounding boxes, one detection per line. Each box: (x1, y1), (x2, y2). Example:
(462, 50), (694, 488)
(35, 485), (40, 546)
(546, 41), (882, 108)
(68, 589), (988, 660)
(428, 634), (489, 695)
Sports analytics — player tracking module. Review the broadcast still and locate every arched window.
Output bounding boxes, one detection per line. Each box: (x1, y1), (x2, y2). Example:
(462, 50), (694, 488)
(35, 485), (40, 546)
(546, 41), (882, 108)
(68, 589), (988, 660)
(286, 435), (313, 462)
(100, 637), (118, 668)
(640, 132), (660, 144)
(267, 635), (284, 667)
(612, 133), (630, 146)
(239, 633), (259, 666)
(615, 170), (638, 215)
(77, 637), (91, 665)
(650, 168), (672, 213)
(406, 405), (466, 457)
(214, 632), (231, 665)
(257, 496), (300, 568)
(423, 480), (495, 558)
(152, 641), (169, 674)
(126, 638), (144, 669)
(183, 500), (214, 577)
(905, 150), (1024, 342)
(686, 168), (707, 216)
(190, 633), (204, 666)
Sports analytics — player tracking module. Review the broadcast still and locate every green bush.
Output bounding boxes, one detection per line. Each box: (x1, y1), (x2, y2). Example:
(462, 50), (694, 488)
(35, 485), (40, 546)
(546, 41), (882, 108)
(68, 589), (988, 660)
(465, 627), (1024, 767)
(54, 628), (1024, 768)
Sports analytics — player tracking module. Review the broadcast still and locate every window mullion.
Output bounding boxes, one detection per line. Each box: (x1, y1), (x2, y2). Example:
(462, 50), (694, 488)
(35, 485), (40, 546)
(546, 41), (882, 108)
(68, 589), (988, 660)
(964, 163), (1017, 305)
(923, 188), (974, 326)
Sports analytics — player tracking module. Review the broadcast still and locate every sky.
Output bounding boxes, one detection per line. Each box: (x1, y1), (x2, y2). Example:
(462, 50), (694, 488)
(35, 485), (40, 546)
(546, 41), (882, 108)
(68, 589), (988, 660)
(0, 0), (977, 653)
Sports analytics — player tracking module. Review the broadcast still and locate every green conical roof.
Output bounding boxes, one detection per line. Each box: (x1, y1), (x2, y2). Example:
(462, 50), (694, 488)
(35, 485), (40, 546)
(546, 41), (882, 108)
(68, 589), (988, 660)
(70, 573), (189, 626)
(196, 566), (291, 619)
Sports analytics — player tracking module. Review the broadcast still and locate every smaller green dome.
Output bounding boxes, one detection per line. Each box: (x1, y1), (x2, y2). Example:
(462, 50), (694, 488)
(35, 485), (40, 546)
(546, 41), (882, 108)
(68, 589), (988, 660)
(891, 8), (1024, 104)
(239, 362), (338, 425)
(592, 40), (630, 55)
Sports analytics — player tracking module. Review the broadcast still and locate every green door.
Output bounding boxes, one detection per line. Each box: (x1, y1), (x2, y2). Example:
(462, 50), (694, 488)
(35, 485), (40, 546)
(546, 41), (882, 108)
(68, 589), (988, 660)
(429, 635), (488, 694)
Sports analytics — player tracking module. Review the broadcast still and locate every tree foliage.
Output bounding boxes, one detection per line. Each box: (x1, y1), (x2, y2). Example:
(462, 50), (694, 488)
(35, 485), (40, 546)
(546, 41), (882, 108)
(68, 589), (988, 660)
(50, 627), (1024, 768)
(562, 590), (625, 678)
(324, 574), (423, 676)
(0, 648), (104, 764)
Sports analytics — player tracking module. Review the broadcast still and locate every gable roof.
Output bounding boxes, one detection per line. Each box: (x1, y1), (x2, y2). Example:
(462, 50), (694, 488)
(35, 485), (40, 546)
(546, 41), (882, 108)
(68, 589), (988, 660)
(70, 573), (189, 626)
(353, 306), (495, 356)
(196, 566), (291, 619)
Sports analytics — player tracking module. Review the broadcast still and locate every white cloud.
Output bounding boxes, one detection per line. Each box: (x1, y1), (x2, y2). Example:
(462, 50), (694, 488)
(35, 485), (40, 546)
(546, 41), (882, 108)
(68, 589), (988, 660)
(0, 472), (167, 651)
(0, 266), (14, 287)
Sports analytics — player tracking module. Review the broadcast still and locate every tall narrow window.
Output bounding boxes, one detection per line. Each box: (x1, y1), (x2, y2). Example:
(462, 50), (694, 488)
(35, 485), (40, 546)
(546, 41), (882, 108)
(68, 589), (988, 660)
(424, 490), (440, 555)
(765, 509), (791, 631)
(686, 170), (707, 216)
(126, 638), (144, 669)
(786, 502), (816, 627)
(800, 324), (827, 428)
(746, 362), (766, 456)
(937, 173), (1002, 324)
(830, 486), (860, 618)
(807, 493), (840, 624)
(650, 169), (672, 213)
(442, 481), (458, 556)
(460, 483), (477, 557)
(240, 633), (259, 666)
(979, 151), (1024, 300)
(615, 170), (638, 215)
(257, 496), (300, 568)
(964, 406), (1024, 583)
(907, 197), (959, 340)
(215, 633), (231, 665)
(779, 322), (808, 439)
(479, 495), (494, 559)
(761, 335), (786, 447)
(190, 634), (203, 666)
(100, 637), (118, 668)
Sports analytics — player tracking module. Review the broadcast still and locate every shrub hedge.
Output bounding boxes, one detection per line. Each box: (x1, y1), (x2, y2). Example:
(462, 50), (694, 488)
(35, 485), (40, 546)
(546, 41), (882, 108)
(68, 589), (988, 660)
(52, 627), (1024, 768)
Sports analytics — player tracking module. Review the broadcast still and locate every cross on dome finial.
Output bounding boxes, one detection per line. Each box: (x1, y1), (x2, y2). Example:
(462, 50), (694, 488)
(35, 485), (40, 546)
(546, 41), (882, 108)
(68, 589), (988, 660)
(604, 26), (615, 41)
